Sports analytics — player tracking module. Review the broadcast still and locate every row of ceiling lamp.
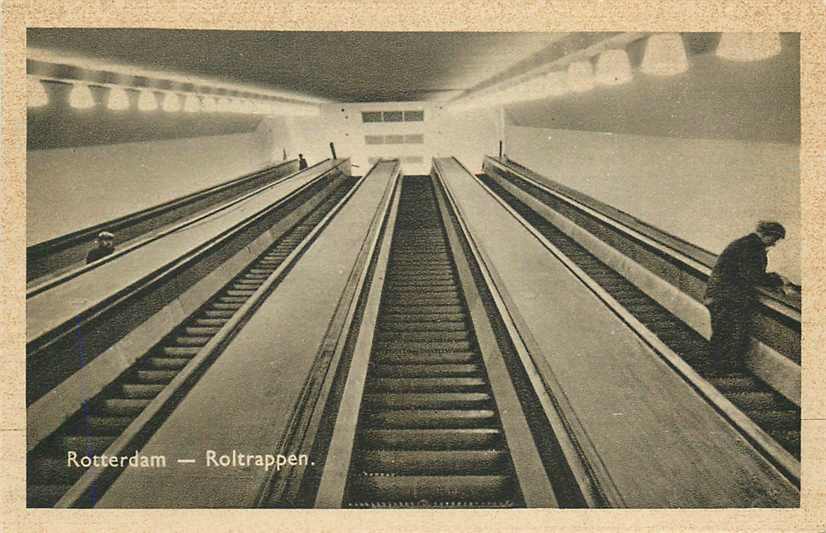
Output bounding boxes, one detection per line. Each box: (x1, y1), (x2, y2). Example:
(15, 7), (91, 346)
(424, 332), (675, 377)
(27, 78), (320, 116)
(449, 33), (783, 112)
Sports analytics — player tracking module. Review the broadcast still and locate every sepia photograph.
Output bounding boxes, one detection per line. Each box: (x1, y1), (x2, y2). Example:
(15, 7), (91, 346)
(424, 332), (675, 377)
(20, 28), (804, 510)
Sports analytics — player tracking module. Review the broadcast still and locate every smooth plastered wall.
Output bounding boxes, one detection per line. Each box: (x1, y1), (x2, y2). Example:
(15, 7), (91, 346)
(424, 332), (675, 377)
(505, 125), (800, 282)
(27, 120), (292, 245)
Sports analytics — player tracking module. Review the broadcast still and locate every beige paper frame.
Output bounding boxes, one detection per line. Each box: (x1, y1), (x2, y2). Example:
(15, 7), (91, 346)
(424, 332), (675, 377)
(3, 1), (825, 530)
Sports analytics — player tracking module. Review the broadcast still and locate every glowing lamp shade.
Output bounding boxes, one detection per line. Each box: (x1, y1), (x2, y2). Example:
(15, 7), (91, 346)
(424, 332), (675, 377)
(183, 94), (201, 112)
(162, 92), (181, 112)
(28, 78), (49, 108)
(202, 96), (217, 112)
(69, 84), (96, 109)
(107, 87), (130, 110)
(641, 33), (688, 76)
(716, 33), (781, 61)
(138, 90), (159, 111)
(567, 60), (595, 92)
(595, 49), (633, 85)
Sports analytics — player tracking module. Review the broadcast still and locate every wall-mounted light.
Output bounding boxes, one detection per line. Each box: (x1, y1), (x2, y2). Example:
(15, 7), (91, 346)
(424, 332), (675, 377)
(107, 87), (130, 110)
(567, 60), (595, 92)
(595, 49), (633, 85)
(641, 33), (688, 76)
(138, 90), (159, 111)
(183, 94), (201, 112)
(716, 33), (782, 62)
(68, 83), (96, 109)
(28, 78), (49, 108)
(162, 92), (181, 112)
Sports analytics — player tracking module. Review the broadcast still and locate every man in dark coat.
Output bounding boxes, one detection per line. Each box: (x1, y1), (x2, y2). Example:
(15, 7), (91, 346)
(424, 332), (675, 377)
(298, 153), (308, 170)
(704, 221), (789, 371)
(86, 231), (116, 264)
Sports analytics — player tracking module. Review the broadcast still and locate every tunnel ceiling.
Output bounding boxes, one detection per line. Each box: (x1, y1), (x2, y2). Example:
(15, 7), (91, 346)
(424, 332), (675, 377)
(27, 29), (568, 103)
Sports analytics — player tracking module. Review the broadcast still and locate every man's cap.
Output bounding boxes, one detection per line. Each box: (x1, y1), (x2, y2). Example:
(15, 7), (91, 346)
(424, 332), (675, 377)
(98, 231), (115, 239)
(756, 221), (786, 238)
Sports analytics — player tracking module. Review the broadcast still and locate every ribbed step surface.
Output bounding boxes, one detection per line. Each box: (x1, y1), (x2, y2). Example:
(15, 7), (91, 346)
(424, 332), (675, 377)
(345, 176), (522, 508)
(480, 172), (801, 459)
(27, 180), (356, 508)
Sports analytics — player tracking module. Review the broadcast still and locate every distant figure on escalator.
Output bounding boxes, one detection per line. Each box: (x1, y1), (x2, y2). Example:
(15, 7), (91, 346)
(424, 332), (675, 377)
(703, 221), (791, 372)
(298, 153), (308, 170)
(86, 231), (116, 264)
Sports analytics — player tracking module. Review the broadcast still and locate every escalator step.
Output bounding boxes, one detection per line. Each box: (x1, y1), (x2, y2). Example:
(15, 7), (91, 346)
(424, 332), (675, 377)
(376, 333), (470, 345)
(726, 391), (779, 411)
(371, 364), (480, 378)
(146, 357), (190, 370)
(100, 399), (151, 416)
(368, 377), (487, 392)
(121, 383), (166, 398)
(135, 370), (178, 383)
(357, 450), (508, 475)
(185, 326), (221, 336)
(29, 456), (83, 484)
(348, 475), (512, 503)
(363, 409), (497, 429)
(381, 321), (467, 332)
(375, 353), (477, 365)
(360, 428), (503, 450)
(362, 392), (492, 410)
(62, 435), (116, 455)
(162, 346), (200, 357)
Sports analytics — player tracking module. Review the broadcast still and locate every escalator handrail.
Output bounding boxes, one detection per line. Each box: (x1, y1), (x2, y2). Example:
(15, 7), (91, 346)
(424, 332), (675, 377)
(27, 158), (301, 253)
(27, 159), (338, 299)
(27, 159), (350, 354)
(483, 156), (800, 321)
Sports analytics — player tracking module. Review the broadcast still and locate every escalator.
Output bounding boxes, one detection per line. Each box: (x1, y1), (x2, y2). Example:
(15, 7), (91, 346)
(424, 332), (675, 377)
(27, 179), (357, 507)
(342, 176), (526, 507)
(479, 173), (801, 460)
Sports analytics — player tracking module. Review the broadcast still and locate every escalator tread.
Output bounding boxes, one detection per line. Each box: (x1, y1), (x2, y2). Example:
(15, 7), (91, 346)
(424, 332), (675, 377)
(344, 176), (523, 507)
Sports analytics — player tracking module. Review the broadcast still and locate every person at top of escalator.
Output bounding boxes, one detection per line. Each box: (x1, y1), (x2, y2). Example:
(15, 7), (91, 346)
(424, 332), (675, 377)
(703, 220), (792, 372)
(298, 153), (308, 170)
(86, 231), (116, 264)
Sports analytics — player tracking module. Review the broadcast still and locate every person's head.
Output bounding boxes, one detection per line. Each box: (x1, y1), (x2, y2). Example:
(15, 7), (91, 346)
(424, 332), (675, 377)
(97, 231), (115, 249)
(299, 153), (305, 159)
(755, 221), (786, 248)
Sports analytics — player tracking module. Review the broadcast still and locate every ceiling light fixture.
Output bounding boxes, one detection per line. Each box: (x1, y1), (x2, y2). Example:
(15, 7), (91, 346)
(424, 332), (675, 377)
(183, 94), (201, 112)
(567, 60), (595, 92)
(138, 90), (159, 111)
(162, 92), (181, 112)
(107, 86), (130, 110)
(202, 96), (217, 112)
(595, 49), (633, 85)
(641, 33), (689, 76)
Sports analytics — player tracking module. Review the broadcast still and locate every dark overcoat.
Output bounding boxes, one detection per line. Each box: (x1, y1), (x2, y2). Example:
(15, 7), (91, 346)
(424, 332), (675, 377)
(704, 233), (782, 308)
